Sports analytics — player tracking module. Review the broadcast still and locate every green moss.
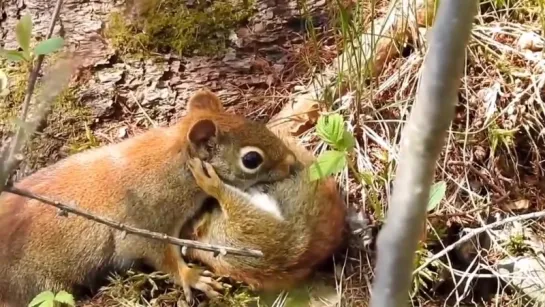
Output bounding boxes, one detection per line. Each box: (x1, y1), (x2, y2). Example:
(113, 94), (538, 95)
(105, 0), (255, 57)
(52, 87), (98, 155)
(0, 60), (29, 128)
(23, 84), (95, 169)
(0, 58), (96, 170)
(66, 123), (100, 155)
(209, 286), (260, 306)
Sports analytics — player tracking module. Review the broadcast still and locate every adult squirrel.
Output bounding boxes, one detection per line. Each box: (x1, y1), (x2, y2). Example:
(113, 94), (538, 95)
(183, 127), (347, 292)
(0, 89), (298, 306)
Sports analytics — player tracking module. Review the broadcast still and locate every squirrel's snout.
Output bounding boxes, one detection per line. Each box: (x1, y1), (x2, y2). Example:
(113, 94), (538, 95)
(278, 154), (297, 177)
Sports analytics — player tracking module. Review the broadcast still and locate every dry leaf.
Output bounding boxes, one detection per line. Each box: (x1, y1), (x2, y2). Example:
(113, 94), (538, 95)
(268, 92), (322, 137)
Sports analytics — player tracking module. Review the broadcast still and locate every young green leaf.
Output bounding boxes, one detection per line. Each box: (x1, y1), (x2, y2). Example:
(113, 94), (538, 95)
(33, 37), (65, 56)
(309, 150), (347, 181)
(0, 49), (26, 62)
(427, 181), (446, 212)
(28, 291), (54, 307)
(54, 291), (75, 306)
(15, 14), (33, 52)
(338, 130), (356, 151)
(40, 300), (55, 307)
(316, 114), (345, 148)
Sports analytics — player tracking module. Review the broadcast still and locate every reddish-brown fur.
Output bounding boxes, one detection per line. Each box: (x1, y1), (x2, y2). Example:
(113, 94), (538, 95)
(0, 89), (298, 306)
(184, 130), (347, 292)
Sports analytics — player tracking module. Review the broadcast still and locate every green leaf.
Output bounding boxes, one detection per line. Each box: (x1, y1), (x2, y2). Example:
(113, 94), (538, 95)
(427, 181), (446, 212)
(0, 49), (26, 62)
(40, 300), (55, 307)
(33, 37), (64, 56)
(309, 150), (346, 181)
(338, 130), (355, 151)
(316, 114), (345, 148)
(28, 291), (54, 307)
(54, 291), (75, 306)
(16, 14), (33, 52)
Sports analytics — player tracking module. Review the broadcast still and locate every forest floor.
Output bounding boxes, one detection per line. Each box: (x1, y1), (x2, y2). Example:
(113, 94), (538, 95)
(2, 0), (545, 306)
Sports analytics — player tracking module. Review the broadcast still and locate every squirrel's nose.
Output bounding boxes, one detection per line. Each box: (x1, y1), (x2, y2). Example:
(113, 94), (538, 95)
(289, 160), (304, 175)
(279, 154), (297, 177)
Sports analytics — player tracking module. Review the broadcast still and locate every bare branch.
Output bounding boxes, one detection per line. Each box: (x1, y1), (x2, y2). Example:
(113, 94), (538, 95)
(0, 0), (65, 191)
(370, 1), (478, 306)
(4, 186), (264, 258)
(414, 210), (545, 275)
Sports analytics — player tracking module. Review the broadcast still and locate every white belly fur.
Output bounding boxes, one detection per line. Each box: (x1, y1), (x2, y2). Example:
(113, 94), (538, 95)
(224, 185), (283, 220)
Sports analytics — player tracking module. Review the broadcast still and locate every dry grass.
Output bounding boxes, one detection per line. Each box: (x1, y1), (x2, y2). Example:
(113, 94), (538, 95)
(297, 0), (545, 306)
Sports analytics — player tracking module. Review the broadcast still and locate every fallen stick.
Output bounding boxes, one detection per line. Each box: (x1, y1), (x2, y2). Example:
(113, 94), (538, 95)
(4, 185), (264, 258)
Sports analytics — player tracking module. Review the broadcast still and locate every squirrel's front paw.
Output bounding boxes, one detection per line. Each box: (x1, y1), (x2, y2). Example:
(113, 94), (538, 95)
(180, 265), (223, 303)
(187, 158), (222, 196)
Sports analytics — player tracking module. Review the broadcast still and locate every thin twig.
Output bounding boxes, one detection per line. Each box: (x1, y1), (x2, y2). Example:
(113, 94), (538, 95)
(5, 185), (264, 258)
(1, 0), (65, 191)
(130, 92), (158, 128)
(413, 210), (545, 275)
(428, 193), (510, 219)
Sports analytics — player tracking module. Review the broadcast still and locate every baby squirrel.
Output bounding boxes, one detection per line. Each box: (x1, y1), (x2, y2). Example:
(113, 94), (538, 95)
(0, 89), (298, 306)
(183, 129), (347, 292)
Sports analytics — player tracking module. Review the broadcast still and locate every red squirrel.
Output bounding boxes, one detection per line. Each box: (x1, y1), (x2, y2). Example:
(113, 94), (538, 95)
(183, 127), (347, 292)
(0, 89), (298, 306)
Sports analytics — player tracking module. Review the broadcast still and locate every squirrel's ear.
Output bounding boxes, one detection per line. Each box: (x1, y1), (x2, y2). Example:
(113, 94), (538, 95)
(188, 119), (218, 145)
(187, 89), (224, 113)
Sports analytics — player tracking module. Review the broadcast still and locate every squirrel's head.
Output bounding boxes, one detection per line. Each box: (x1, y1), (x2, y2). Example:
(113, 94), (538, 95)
(184, 89), (300, 188)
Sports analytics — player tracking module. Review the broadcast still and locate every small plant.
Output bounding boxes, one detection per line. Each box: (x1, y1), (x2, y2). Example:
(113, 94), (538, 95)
(68, 123), (100, 154)
(28, 290), (75, 307)
(506, 233), (531, 256)
(488, 121), (518, 156)
(311, 113), (448, 223)
(0, 14), (65, 64)
(410, 244), (442, 297)
(309, 113), (355, 181)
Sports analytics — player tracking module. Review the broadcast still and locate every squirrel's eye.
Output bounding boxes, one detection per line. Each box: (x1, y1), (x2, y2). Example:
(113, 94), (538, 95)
(239, 146), (265, 173)
(241, 151), (263, 170)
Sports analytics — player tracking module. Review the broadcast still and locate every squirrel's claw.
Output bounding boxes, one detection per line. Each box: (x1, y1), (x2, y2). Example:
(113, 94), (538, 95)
(187, 158), (222, 196)
(192, 275), (223, 300)
(180, 265), (223, 303)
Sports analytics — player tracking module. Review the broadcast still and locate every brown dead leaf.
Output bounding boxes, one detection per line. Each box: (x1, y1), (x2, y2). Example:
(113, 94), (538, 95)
(267, 92), (322, 137)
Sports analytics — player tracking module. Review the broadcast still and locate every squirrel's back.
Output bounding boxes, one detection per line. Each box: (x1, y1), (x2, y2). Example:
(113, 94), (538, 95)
(0, 124), (189, 305)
